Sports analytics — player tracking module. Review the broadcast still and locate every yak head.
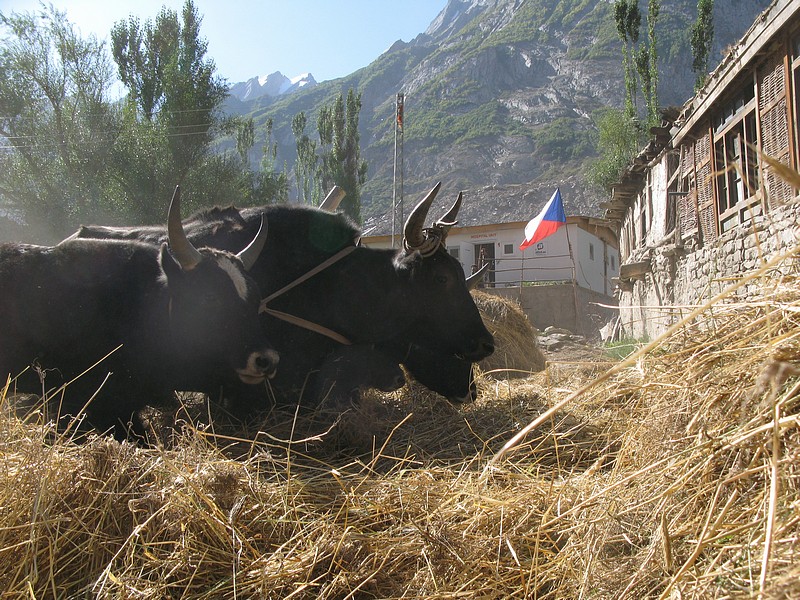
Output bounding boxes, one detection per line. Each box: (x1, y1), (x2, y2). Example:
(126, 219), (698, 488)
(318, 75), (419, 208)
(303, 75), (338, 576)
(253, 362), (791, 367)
(160, 186), (279, 385)
(395, 183), (494, 363)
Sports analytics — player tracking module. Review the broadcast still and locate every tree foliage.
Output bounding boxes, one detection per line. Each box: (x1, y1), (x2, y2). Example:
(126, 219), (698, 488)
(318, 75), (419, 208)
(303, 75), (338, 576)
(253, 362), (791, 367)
(292, 111), (317, 206)
(691, 0), (714, 90)
(589, 107), (643, 191)
(291, 89), (367, 223)
(644, 0), (660, 126)
(317, 89), (367, 223)
(0, 0), (293, 240)
(0, 5), (119, 240)
(253, 117), (289, 204)
(594, 0), (661, 194)
(614, 0), (659, 126)
(110, 1), (232, 220)
(614, 0), (641, 118)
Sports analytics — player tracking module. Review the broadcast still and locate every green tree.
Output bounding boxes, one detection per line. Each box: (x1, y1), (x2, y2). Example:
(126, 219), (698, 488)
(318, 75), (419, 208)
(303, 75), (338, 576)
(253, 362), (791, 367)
(292, 111), (317, 205)
(254, 117), (289, 204)
(614, 0), (641, 119)
(110, 0), (229, 220)
(589, 108), (643, 191)
(691, 0), (714, 90)
(316, 89), (367, 223)
(644, 0), (660, 126)
(0, 5), (119, 241)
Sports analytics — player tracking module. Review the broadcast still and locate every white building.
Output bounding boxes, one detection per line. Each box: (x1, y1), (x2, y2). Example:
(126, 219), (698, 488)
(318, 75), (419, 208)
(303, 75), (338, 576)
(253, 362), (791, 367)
(362, 216), (620, 336)
(362, 216), (619, 295)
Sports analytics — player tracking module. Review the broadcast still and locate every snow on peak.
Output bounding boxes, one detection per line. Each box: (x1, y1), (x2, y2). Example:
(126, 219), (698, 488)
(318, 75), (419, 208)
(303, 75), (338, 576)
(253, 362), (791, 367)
(229, 72), (317, 102)
(290, 73), (311, 85)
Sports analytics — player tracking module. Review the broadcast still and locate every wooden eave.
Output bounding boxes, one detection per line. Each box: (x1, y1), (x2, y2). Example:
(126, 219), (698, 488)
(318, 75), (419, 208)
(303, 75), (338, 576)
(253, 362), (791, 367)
(672, 0), (797, 147)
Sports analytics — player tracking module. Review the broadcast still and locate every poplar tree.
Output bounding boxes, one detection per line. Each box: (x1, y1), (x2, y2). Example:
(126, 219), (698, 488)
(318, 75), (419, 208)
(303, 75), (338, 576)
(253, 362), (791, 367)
(614, 0), (641, 119)
(254, 118), (289, 204)
(645, 0), (660, 126)
(691, 0), (714, 90)
(317, 89), (367, 223)
(615, 0), (660, 127)
(292, 111), (318, 206)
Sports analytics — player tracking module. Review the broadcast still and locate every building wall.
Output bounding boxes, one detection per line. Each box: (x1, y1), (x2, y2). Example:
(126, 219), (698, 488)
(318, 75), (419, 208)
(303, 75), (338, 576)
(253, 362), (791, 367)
(490, 284), (619, 338)
(442, 222), (619, 294)
(618, 199), (800, 339)
(614, 1), (800, 340)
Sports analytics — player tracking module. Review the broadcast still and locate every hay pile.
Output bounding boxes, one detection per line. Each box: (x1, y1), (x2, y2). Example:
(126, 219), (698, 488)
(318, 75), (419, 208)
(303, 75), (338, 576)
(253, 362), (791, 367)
(1, 249), (799, 598)
(474, 290), (546, 376)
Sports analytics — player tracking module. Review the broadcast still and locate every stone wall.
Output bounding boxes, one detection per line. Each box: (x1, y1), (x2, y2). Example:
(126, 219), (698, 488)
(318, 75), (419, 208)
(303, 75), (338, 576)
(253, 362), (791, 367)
(485, 284), (618, 340)
(618, 197), (800, 340)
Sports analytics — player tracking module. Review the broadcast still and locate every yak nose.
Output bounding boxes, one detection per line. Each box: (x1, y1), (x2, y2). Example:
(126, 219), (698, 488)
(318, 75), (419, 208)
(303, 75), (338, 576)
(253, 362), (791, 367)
(255, 349), (279, 378)
(477, 338), (494, 358)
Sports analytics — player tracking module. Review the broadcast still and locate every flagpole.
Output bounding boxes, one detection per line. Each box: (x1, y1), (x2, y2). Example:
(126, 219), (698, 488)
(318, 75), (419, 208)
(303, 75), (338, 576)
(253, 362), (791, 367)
(563, 220), (581, 334)
(519, 186), (570, 324)
(391, 93), (404, 249)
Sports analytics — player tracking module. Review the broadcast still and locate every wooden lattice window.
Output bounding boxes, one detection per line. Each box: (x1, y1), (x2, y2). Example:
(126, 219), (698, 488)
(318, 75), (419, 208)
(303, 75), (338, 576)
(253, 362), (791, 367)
(678, 142), (698, 241)
(791, 30), (800, 176)
(695, 131), (717, 244)
(758, 49), (793, 205)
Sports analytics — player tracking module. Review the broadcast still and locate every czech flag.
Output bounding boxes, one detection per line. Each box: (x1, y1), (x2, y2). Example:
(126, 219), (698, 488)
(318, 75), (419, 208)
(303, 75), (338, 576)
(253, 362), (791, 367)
(519, 188), (566, 251)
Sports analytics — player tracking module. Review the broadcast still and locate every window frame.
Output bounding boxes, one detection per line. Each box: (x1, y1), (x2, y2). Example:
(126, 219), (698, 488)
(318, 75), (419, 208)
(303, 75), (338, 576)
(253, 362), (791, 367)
(711, 84), (762, 233)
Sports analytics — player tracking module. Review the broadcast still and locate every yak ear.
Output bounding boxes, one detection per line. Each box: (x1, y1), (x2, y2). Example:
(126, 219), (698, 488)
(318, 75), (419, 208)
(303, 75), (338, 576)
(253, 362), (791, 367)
(159, 242), (183, 281)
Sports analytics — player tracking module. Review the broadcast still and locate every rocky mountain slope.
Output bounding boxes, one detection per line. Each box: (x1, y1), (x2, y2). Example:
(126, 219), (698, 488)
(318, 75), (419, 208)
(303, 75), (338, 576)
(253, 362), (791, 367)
(223, 0), (772, 232)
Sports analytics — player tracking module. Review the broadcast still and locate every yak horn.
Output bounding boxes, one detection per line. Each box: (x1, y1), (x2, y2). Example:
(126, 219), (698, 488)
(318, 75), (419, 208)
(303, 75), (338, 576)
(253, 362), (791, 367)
(436, 191), (462, 228)
(167, 185), (203, 270)
(403, 182), (441, 250)
(466, 262), (489, 291)
(319, 186), (346, 212)
(236, 216), (268, 271)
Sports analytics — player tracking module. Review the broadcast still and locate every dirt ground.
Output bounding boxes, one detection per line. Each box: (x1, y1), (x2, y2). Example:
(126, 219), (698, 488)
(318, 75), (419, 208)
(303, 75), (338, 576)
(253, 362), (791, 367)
(538, 333), (615, 365)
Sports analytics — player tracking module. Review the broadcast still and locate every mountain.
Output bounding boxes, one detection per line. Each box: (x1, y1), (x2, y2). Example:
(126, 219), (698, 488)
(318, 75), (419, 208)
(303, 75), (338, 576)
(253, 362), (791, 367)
(223, 0), (772, 233)
(228, 72), (317, 103)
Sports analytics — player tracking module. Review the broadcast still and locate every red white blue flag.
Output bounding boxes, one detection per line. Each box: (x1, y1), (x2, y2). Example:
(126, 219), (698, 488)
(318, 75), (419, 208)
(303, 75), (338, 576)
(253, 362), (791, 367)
(519, 188), (566, 251)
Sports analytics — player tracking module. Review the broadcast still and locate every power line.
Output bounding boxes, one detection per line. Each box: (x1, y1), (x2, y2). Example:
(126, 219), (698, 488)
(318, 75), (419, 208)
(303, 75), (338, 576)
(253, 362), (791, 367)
(0, 125), (222, 151)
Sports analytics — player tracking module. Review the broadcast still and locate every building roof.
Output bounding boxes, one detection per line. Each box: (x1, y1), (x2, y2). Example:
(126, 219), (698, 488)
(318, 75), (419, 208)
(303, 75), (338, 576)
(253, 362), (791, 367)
(361, 215), (619, 248)
(672, 0), (794, 147)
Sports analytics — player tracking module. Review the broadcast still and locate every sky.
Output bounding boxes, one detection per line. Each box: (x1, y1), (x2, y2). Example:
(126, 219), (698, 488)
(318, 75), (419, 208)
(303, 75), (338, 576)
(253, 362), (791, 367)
(1, 0), (448, 84)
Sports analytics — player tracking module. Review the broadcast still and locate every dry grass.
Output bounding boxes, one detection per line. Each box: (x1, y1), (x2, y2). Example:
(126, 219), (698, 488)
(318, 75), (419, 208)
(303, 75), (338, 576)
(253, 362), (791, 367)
(474, 290), (546, 377)
(2, 249), (800, 598)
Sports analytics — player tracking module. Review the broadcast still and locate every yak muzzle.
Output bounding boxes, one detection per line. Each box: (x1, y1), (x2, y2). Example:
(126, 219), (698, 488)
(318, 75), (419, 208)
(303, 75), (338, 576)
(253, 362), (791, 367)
(236, 349), (279, 384)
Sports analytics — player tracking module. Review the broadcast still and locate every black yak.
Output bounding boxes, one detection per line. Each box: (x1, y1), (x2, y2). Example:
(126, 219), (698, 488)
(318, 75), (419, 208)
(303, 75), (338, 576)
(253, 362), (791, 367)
(66, 184), (493, 412)
(0, 187), (278, 437)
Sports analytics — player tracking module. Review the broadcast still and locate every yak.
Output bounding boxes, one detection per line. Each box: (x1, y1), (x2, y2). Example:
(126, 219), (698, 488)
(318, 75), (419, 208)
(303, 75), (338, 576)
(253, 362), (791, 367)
(65, 183), (494, 411)
(0, 187), (278, 438)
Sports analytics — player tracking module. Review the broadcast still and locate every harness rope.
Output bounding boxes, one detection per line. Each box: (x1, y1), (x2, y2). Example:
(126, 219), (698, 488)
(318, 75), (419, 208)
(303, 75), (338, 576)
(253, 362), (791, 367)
(258, 245), (356, 345)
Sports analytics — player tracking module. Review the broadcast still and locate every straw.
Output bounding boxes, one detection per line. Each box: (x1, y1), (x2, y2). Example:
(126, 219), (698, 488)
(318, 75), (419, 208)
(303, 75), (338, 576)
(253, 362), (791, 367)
(1, 211), (799, 599)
